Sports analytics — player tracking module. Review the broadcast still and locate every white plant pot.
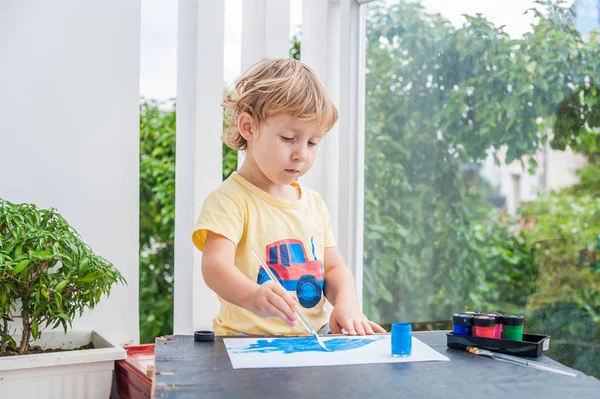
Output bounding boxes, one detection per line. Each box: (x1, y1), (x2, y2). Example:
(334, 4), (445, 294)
(0, 330), (126, 399)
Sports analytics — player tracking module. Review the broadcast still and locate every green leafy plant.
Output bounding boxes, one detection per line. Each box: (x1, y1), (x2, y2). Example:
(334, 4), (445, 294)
(0, 199), (125, 355)
(522, 193), (600, 319)
(139, 99), (176, 344)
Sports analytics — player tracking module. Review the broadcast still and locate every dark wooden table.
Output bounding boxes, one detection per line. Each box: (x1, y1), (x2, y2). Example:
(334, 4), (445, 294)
(152, 332), (600, 398)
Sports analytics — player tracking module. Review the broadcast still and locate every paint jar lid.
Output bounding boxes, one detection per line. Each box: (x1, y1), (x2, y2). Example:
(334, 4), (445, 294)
(460, 310), (481, 316)
(484, 312), (503, 323)
(391, 322), (412, 333)
(194, 330), (215, 342)
(453, 313), (474, 325)
(502, 314), (525, 326)
(473, 315), (495, 327)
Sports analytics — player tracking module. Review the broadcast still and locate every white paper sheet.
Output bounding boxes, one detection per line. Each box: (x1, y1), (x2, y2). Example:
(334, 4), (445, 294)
(223, 335), (449, 369)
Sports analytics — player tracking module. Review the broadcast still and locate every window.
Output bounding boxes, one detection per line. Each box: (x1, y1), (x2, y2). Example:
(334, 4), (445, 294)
(363, 0), (600, 378)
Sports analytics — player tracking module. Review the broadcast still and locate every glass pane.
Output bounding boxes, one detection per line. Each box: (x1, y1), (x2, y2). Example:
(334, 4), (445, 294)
(363, 0), (600, 378)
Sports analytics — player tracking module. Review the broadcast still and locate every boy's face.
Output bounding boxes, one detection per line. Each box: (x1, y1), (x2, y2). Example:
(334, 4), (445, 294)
(250, 113), (323, 186)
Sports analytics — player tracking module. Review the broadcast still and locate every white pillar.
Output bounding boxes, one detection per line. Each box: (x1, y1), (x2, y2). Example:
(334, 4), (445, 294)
(238, 0), (291, 168)
(174, 0), (225, 333)
(241, 0), (290, 71)
(300, 0), (366, 307)
(264, 0), (291, 57)
(300, 0), (339, 235)
(0, 0), (141, 344)
(336, 1), (367, 307)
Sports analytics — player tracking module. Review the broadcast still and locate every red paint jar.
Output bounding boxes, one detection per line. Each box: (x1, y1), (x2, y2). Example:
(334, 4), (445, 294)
(473, 315), (496, 339)
(484, 312), (503, 339)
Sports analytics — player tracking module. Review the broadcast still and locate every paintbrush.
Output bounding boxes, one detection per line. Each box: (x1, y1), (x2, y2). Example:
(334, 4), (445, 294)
(466, 346), (578, 377)
(251, 247), (331, 352)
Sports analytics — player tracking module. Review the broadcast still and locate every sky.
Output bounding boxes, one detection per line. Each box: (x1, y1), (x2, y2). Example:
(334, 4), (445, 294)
(139, 0), (576, 101)
(139, 0), (177, 101)
(410, 0), (540, 36)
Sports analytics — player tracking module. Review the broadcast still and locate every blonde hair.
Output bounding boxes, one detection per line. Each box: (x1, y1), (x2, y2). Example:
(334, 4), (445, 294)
(222, 58), (338, 150)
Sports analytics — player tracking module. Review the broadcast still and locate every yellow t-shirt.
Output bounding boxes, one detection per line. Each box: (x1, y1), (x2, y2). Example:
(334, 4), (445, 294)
(192, 172), (336, 336)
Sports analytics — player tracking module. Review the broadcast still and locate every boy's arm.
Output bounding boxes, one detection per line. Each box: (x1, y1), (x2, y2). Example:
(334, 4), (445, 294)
(202, 231), (299, 326)
(324, 246), (387, 335)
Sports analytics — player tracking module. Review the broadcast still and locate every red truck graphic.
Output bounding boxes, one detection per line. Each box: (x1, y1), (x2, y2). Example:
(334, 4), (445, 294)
(257, 238), (324, 308)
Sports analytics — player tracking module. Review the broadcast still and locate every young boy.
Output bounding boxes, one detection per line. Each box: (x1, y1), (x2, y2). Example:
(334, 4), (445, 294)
(192, 58), (385, 337)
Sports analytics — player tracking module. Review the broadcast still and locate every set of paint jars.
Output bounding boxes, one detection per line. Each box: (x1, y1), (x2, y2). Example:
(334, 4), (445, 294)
(452, 311), (525, 341)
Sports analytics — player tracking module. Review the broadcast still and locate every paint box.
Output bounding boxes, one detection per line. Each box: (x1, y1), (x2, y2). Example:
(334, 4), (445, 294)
(446, 332), (550, 357)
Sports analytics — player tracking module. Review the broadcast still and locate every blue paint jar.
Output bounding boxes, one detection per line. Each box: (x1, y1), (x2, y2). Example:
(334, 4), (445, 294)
(391, 322), (412, 357)
(452, 313), (474, 336)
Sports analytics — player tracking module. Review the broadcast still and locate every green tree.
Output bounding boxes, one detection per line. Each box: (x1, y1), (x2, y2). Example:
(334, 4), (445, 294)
(362, 0), (600, 323)
(139, 99), (176, 344)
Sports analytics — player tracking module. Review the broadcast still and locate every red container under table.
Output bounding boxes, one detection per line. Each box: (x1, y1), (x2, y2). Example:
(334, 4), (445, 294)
(110, 344), (155, 399)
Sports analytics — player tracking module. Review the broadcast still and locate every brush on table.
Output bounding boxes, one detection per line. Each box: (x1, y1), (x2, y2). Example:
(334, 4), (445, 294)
(466, 346), (577, 377)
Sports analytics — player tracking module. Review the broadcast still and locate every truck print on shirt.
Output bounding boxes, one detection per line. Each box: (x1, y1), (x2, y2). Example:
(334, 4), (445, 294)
(256, 238), (324, 308)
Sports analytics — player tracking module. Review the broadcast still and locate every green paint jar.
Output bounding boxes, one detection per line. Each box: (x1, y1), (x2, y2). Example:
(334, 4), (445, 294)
(502, 314), (525, 341)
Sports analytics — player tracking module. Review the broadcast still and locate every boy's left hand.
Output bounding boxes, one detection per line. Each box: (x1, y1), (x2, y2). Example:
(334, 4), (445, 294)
(329, 301), (387, 335)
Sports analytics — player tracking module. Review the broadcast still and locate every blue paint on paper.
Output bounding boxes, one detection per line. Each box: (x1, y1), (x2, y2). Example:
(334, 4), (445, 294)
(230, 336), (383, 354)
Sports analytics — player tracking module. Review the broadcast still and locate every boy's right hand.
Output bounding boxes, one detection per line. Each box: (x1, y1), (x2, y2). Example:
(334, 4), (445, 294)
(248, 281), (299, 326)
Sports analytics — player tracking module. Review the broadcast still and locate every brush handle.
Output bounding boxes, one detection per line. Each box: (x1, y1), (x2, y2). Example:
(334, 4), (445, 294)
(475, 348), (578, 378)
(251, 247), (315, 336)
(494, 353), (578, 377)
(294, 309), (316, 335)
